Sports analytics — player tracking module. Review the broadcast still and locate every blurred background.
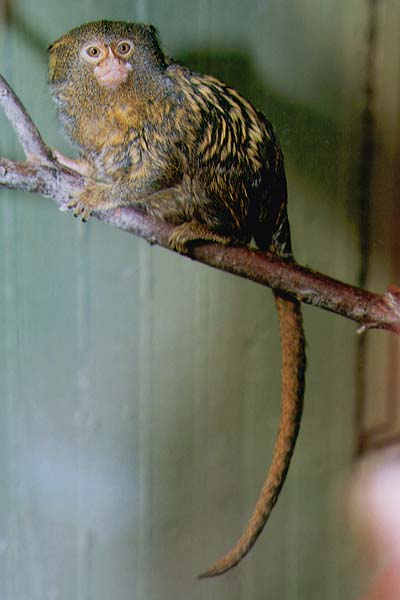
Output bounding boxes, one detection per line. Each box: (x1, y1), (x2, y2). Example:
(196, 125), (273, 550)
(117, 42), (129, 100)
(1, 1), (399, 598)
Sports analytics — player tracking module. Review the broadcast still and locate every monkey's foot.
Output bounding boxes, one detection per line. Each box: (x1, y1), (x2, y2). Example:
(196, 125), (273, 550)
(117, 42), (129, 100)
(169, 221), (233, 254)
(68, 181), (114, 221)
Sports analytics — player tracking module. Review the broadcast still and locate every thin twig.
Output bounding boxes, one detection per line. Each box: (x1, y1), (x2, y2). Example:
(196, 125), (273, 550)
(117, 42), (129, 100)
(1, 73), (399, 334)
(0, 75), (54, 164)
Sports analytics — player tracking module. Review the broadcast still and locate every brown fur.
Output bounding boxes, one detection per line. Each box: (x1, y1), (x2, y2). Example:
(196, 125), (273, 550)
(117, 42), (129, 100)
(199, 294), (305, 577)
(49, 20), (306, 577)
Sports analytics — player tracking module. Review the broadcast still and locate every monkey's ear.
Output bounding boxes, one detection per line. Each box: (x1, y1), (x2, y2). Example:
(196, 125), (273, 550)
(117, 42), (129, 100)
(138, 23), (161, 44)
(48, 39), (62, 53)
(142, 24), (158, 37)
(47, 39), (68, 84)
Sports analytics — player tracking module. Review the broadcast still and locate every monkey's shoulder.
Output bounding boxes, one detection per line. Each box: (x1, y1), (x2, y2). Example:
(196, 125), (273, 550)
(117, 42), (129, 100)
(165, 64), (279, 168)
(167, 64), (273, 134)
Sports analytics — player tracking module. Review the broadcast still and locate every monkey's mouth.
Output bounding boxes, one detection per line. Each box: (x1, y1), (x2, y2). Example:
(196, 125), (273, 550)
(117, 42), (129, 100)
(94, 58), (131, 89)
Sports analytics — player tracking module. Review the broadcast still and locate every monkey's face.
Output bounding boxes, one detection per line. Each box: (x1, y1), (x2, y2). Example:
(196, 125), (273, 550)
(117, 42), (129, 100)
(79, 39), (133, 89)
(48, 20), (166, 94)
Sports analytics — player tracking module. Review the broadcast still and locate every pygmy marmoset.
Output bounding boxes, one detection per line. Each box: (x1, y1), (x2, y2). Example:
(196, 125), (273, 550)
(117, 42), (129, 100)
(48, 20), (306, 578)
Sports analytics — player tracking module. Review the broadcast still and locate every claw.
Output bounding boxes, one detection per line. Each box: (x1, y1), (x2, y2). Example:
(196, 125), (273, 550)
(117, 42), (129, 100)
(67, 199), (80, 213)
(67, 199), (92, 221)
(81, 206), (92, 221)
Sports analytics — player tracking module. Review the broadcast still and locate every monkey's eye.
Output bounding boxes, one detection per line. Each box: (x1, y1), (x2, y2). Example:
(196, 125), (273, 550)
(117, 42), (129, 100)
(80, 44), (104, 63)
(116, 40), (133, 57)
(87, 46), (101, 57)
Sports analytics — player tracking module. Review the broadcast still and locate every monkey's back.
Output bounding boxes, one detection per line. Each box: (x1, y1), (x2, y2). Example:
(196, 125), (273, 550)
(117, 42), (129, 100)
(166, 64), (291, 254)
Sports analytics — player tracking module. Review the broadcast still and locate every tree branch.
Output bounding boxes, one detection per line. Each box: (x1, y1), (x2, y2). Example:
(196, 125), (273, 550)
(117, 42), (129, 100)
(1, 73), (399, 334)
(0, 75), (53, 164)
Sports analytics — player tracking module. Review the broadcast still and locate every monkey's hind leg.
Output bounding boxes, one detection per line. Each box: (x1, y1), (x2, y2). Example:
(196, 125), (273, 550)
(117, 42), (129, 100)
(68, 181), (234, 253)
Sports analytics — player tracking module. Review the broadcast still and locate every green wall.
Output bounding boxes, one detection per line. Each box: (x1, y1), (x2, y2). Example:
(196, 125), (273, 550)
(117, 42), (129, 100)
(0, 1), (374, 598)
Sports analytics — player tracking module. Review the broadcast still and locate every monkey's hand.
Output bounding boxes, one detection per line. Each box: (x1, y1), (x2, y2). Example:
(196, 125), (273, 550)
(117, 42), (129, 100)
(68, 180), (116, 221)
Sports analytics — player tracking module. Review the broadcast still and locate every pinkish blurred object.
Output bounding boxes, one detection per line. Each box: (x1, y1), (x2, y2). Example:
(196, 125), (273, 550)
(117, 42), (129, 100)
(350, 449), (400, 599)
(362, 560), (400, 600)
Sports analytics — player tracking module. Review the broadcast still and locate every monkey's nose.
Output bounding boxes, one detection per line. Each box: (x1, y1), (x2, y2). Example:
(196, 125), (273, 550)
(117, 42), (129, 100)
(94, 56), (129, 89)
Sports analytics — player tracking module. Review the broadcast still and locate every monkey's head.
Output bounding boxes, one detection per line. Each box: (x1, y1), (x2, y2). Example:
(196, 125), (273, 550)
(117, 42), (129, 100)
(48, 20), (167, 94)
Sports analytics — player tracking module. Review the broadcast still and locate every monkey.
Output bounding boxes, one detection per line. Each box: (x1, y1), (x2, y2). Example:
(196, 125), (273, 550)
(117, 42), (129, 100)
(48, 20), (306, 578)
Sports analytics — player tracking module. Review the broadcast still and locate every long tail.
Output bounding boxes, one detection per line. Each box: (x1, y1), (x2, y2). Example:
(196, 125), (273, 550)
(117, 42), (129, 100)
(199, 293), (306, 578)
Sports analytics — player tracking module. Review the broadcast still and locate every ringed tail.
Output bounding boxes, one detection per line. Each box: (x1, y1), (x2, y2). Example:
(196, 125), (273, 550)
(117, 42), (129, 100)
(199, 293), (306, 578)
